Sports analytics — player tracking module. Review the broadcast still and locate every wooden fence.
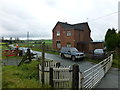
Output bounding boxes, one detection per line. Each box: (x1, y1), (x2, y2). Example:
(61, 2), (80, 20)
(50, 67), (73, 88)
(39, 60), (60, 85)
(39, 54), (113, 89)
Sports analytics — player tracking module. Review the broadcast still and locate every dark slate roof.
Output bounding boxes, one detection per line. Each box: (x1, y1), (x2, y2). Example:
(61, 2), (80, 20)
(57, 21), (89, 30)
(78, 41), (104, 44)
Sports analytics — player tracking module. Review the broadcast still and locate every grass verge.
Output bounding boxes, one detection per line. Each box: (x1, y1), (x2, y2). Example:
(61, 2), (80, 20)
(112, 58), (120, 68)
(2, 61), (51, 88)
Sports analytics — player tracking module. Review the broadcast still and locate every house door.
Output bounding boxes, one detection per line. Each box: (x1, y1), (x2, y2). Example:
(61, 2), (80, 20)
(56, 41), (61, 49)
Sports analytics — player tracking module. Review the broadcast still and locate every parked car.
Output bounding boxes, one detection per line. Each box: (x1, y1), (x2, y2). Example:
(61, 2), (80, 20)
(18, 47), (33, 55)
(60, 47), (85, 61)
(93, 49), (106, 59)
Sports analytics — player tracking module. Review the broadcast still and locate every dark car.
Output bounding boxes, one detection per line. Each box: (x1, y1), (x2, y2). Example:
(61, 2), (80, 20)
(60, 47), (85, 61)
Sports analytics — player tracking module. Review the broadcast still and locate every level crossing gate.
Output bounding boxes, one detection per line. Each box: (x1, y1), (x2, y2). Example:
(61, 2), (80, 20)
(39, 54), (113, 89)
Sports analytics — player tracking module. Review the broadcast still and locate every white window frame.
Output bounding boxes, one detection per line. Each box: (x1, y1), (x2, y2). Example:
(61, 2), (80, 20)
(56, 31), (60, 36)
(67, 31), (71, 36)
(66, 43), (71, 47)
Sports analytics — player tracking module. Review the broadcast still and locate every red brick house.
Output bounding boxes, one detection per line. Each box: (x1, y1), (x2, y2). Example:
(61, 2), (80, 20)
(52, 21), (104, 53)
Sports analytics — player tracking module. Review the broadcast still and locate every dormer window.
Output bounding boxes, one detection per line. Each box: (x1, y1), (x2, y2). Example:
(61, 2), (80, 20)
(56, 31), (60, 36)
(67, 31), (71, 36)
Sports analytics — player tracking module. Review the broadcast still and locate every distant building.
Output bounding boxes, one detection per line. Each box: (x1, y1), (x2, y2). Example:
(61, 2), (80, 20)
(52, 21), (104, 53)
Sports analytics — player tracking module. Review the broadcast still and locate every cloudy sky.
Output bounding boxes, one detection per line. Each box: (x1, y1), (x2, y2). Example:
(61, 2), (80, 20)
(0, 0), (119, 41)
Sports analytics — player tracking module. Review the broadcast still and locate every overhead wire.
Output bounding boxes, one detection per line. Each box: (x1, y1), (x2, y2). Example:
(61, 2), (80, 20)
(87, 11), (120, 41)
(88, 11), (119, 22)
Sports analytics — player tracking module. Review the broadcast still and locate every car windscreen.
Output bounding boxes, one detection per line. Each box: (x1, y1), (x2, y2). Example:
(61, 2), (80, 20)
(94, 49), (104, 54)
(70, 48), (78, 52)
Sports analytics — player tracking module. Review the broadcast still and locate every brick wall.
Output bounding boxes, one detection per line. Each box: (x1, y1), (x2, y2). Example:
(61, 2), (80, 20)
(52, 22), (103, 53)
(93, 42), (104, 50)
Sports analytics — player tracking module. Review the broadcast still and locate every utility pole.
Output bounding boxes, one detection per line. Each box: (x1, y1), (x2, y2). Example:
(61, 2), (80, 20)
(27, 32), (29, 47)
(41, 42), (45, 85)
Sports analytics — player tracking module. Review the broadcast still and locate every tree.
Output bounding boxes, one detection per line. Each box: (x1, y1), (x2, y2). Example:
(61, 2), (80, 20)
(117, 32), (120, 48)
(105, 28), (118, 51)
(105, 28), (116, 41)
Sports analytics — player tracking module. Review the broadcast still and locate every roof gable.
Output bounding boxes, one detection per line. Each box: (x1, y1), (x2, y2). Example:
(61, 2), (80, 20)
(57, 21), (90, 31)
(52, 21), (91, 32)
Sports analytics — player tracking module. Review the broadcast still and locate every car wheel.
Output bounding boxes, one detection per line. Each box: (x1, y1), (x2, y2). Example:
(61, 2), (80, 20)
(71, 56), (76, 61)
(61, 54), (65, 59)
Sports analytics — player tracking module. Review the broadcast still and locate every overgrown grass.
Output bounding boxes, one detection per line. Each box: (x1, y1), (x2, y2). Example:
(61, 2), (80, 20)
(2, 61), (51, 88)
(43, 40), (52, 45)
(2, 55), (22, 60)
(112, 58), (120, 68)
(2, 45), (9, 50)
(0, 42), (7, 45)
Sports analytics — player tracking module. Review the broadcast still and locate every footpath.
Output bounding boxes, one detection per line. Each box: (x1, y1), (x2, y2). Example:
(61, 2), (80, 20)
(96, 68), (119, 89)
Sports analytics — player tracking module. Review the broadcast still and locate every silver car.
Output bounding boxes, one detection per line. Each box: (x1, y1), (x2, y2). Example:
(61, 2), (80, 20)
(93, 49), (106, 59)
(19, 47), (33, 55)
(60, 47), (85, 61)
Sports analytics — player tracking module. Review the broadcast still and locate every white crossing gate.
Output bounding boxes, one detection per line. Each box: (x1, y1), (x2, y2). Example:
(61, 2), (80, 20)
(80, 54), (113, 90)
(38, 54), (113, 89)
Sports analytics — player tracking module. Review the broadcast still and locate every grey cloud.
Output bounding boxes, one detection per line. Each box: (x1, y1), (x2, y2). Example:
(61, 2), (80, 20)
(0, 0), (119, 40)
(44, 0), (57, 7)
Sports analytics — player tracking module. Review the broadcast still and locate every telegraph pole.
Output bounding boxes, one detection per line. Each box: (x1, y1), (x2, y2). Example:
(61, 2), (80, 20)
(27, 32), (29, 47)
(41, 42), (45, 85)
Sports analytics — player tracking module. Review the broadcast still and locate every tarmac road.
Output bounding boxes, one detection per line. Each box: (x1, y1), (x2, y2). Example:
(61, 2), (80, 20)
(33, 51), (96, 72)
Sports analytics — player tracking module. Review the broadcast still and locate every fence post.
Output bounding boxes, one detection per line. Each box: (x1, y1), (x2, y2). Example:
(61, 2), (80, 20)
(56, 62), (60, 68)
(110, 54), (113, 68)
(79, 72), (84, 89)
(50, 67), (53, 87)
(27, 49), (31, 62)
(72, 64), (79, 89)
(38, 64), (40, 82)
(41, 42), (45, 85)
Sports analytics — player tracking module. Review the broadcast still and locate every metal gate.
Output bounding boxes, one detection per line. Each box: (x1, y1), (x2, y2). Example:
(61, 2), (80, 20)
(39, 55), (113, 89)
(80, 54), (113, 90)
